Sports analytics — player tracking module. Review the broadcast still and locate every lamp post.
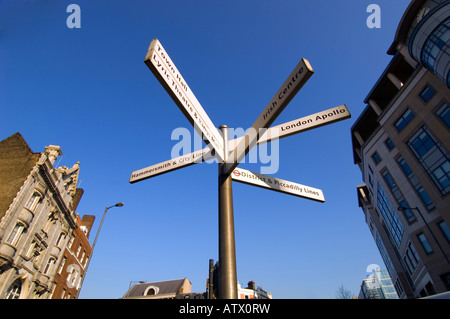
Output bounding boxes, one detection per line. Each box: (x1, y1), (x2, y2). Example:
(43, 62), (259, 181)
(398, 205), (450, 267)
(76, 202), (124, 298)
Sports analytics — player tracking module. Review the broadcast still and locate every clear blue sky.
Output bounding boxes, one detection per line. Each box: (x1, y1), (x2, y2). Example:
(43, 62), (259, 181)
(0, 0), (411, 298)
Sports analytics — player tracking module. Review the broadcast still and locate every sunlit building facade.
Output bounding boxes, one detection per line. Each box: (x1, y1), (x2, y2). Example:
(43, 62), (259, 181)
(352, 0), (450, 299)
(0, 133), (93, 299)
(359, 269), (399, 299)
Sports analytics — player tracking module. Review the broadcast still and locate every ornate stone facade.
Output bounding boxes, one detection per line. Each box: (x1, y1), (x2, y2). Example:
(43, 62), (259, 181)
(0, 133), (93, 299)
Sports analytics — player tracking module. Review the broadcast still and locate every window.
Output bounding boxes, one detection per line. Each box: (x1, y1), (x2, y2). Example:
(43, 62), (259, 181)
(395, 109), (414, 131)
(6, 279), (22, 299)
(404, 242), (421, 275)
(369, 174), (374, 187)
(436, 103), (450, 128)
(421, 17), (450, 71)
(56, 232), (66, 247)
(382, 170), (416, 223)
(44, 258), (56, 275)
(419, 86), (435, 103)
(372, 152), (381, 165)
(394, 279), (404, 296)
(144, 286), (159, 296)
(377, 183), (404, 248)
(441, 273), (450, 290)
(385, 138), (395, 150)
(438, 221), (450, 244)
(58, 257), (67, 275)
(77, 245), (82, 258)
(25, 192), (40, 211)
(25, 240), (36, 259)
(67, 236), (74, 250)
(408, 127), (450, 195)
(397, 156), (434, 210)
(6, 223), (25, 246)
(376, 231), (395, 277)
(417, 233), (433, 254)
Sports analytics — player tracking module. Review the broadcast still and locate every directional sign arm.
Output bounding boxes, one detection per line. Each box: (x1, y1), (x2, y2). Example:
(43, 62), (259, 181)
(129, 145), (215, 183)
(144, 39), (225, 161)
(224, 59), (314, 174)
(231, 167), (325, 202)
(129, 105), (351, 183)
(228, 104), (350, 149)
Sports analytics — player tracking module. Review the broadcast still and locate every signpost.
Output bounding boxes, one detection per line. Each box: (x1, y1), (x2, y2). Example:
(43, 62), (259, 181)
(131, 38), (351, 299)
(231, 167), (325, 202)
(129, 104), (351, 183)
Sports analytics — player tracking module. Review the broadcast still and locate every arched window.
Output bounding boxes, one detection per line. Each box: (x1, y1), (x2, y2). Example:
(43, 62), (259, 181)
(144, 286), (159, 296)
(6, 279), (22, 299)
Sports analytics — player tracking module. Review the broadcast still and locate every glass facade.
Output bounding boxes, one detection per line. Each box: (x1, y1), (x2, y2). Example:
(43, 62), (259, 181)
(377, 182), (404, 248)
(408, 126), (450, 195)
(359, 269), (399, 299)
(421, 17), (450, 87)
(397, 156), (434, 210)
(376, 232), (395, 277)
(382, 170), (416, 223)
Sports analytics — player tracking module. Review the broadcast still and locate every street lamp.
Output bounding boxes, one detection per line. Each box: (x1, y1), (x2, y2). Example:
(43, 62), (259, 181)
(76, 202), (124, 298)
(398, 205), (450, 267)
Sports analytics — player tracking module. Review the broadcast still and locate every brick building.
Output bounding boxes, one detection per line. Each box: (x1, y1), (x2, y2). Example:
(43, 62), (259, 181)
(52, 214), (94, 299)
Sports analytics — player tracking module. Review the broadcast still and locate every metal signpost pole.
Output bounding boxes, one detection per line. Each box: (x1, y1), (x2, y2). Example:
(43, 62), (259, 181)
(218, 125), (238, 299)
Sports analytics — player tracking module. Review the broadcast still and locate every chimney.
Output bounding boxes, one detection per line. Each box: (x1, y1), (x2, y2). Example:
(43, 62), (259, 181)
(247, 281), (256, 290)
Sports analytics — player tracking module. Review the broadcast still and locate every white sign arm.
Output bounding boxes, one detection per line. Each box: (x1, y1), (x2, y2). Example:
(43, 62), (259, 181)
(144, 38), (225, 161)
(231, 167), (325, 202)
(224, 59), (314, 174)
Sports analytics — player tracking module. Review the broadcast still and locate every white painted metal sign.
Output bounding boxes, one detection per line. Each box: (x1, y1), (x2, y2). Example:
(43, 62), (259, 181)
(231, 167), (325, 202)
(129, 105), (351, 182)
(224, 59), (314, 174)
(231, 104), (351, 148)
(145, 38), (225, 161)
(129, 146), (215, 183)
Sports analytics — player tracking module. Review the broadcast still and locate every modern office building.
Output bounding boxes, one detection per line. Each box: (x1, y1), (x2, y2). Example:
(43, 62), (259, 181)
(0, 132), (93, 299)
(351, 0), (450, 298)
(358, 268), (399, 299)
